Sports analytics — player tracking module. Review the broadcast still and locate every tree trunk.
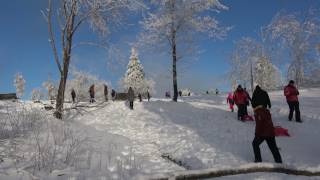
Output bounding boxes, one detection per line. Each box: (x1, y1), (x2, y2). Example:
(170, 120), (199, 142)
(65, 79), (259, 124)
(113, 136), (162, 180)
(54, 15), (74, 119)
(54, 51), (71, 119)
(172, 33), (178, 102)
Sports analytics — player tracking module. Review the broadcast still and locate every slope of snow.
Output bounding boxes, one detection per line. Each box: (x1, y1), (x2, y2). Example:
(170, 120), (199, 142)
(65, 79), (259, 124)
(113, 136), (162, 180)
(0, 88), (319, 179)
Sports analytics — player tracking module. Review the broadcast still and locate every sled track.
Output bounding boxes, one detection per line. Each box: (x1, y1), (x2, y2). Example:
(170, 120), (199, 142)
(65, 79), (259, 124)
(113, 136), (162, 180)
(152, 165), (320, 180)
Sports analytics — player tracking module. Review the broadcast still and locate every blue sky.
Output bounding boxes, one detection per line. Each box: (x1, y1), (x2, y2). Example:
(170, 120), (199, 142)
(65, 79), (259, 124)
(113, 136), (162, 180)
(0, 0), (319, 98)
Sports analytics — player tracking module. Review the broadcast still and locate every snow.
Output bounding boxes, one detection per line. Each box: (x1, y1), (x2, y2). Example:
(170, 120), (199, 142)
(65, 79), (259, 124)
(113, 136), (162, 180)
(0, 88), (320, 179)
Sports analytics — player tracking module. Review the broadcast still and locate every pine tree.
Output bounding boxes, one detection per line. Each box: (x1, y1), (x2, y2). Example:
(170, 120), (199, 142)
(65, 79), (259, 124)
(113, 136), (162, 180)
(121, 48), (147, 94)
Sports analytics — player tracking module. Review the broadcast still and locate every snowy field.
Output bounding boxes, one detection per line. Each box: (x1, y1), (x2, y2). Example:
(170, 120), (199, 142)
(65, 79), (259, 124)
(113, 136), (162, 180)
(0, 88), (320, 179)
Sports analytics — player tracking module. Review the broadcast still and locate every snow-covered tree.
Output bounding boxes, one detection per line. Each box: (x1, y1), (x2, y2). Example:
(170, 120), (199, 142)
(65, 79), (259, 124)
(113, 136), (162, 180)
(14, 73), (26, 98)
(140, 0), (229, 101)
(254, 56), (282, 90)
(42, 0), (144, 118)
(31, 88), (43, 102)
(262, 9), (320, 87)
(42, 77), (57, 101)
(229, 38), (263, 92)
(120, 47), (151, 94)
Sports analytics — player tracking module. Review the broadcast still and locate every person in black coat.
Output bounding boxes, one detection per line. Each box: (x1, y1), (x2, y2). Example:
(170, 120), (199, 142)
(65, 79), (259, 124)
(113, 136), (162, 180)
(251, 85), (271, 109)
(104, 84), (108, 102)
(71, 89), (76, 103)
(147, 90), (151, 102)
(251, 85), (282, 163)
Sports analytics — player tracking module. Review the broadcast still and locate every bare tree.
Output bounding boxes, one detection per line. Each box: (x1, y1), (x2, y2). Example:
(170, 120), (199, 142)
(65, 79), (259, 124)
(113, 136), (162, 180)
(42, 0), (143, 118)
(140, 0), (229, 102)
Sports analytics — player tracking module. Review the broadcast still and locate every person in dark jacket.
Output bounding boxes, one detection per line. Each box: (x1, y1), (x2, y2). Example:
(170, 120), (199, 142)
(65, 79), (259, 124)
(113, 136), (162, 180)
(234, 85), (248, 120)
(138, 93), (142, 102)
(71, 89), (76, 104)
(104, 84), (108, 102)
(128, 87), (134, 110)
(111, 89), (116, 101)
(251, 85), (282, 163)
(147, 90), (151, 102)
(284, 80), (301, 122)
(89, 84), (95, 103)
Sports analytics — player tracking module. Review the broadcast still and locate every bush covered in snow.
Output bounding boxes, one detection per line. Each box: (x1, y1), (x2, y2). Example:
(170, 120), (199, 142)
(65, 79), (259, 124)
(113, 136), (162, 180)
(13, 73), (26, 98)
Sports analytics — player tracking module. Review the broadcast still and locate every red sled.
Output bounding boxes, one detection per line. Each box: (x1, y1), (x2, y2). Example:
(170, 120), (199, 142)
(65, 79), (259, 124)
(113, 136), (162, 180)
(274, 126), (290, 137)
(242, 115), (254, 121)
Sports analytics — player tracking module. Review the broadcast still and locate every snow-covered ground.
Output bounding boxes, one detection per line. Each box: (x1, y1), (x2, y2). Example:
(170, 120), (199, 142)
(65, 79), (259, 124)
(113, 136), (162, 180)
(0, 88), (320, 179)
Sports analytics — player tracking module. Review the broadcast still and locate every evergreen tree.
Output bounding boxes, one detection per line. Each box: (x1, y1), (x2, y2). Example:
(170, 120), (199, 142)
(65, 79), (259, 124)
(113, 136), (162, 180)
(121, 48), (148, 94)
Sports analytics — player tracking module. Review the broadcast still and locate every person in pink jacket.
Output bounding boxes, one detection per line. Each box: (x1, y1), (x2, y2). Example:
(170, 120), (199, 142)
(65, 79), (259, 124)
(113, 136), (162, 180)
(227, 92), (235, 112)
(284, 80), (301, 122)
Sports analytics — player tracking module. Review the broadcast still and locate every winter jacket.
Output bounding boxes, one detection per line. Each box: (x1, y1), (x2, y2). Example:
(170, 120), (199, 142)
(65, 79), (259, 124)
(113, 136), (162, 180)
(254, 108), (275, 137)
(71, 90), (76, 98)
(227, 93), (234, 104)
(89, 85), (95, 97)
(127, 88), (134, 102)
(284, 84), (299, 102)
(251, 87), (271, 109)
(104, 85), (108, 96)
(234, 89), (248, 105)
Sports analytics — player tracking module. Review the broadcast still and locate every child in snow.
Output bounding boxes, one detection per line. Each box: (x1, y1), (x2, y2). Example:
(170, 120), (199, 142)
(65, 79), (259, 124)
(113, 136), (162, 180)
(227, 92), (234, 112)
(251, 85), (282, 163)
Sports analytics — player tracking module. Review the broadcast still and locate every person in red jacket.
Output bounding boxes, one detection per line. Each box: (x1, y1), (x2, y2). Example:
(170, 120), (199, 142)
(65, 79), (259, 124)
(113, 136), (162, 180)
(284, 80), (301, 122)
(227, 92), (235, 112)
(251, 85), (282, 163)
(233, 85), (248, 120)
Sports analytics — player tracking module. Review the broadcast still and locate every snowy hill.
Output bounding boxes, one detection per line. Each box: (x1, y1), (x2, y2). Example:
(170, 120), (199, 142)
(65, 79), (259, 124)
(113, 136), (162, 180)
(0, 89), (320, 179)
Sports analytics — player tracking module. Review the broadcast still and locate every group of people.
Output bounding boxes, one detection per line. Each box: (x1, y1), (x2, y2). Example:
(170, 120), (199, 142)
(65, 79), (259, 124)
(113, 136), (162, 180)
(226, 80), (301, 163)
(70, 85), (117, 104)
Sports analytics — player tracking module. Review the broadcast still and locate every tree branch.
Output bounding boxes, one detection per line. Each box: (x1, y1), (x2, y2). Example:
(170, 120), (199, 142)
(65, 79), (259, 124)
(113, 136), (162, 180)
(48, 0), (63, 74)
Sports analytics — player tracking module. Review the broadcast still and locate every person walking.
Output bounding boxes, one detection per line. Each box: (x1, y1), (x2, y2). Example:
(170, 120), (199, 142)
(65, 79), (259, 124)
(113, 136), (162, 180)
(89, 84), (95, 103)
(111, 89), (116, 101)
(128, 87), (135, 110)
(147, 90), (151, 102)
(234, 85), (248, 120)
(227, 92), (235, 112)
(104, 84), (108, 102)
(71, 89), (76, 104)
(284, 80), (301, 122)
(138, 93), (142, 102)
(251, 85), (282, 163)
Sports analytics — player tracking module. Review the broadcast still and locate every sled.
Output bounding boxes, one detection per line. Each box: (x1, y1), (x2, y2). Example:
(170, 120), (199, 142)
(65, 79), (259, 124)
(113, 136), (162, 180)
(242, 115), (254, 121)
(274, 126), (290, 137)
